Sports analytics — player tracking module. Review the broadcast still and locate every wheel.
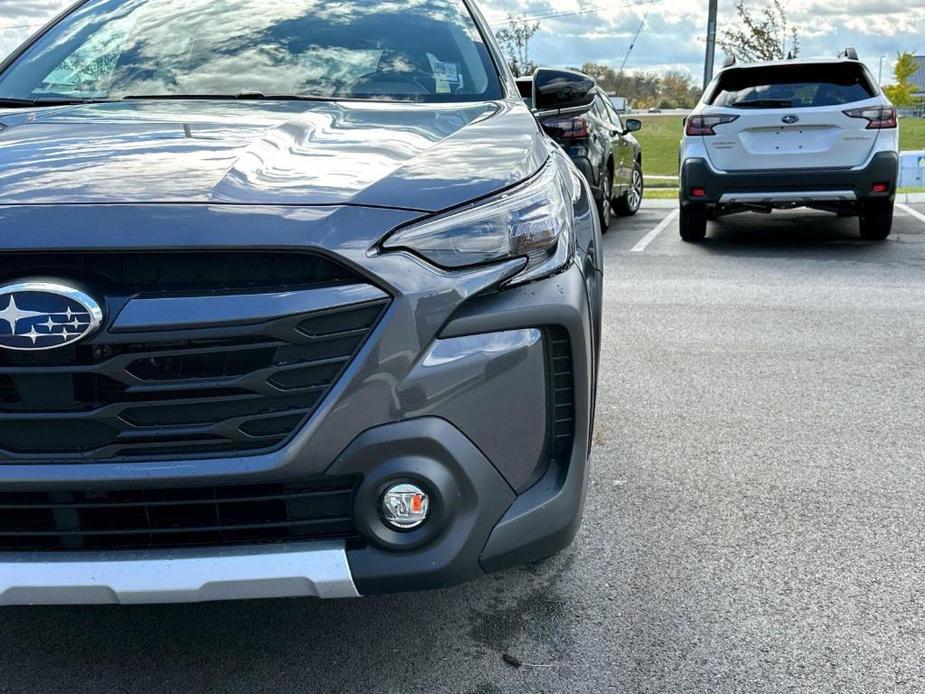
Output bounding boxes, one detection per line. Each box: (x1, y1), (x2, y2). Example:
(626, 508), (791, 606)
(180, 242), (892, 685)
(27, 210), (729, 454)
(597, 172), (612, 233)
(615, 162), (644, 216)
(859, 200), (893, 240)
(679, 204), (707, 242)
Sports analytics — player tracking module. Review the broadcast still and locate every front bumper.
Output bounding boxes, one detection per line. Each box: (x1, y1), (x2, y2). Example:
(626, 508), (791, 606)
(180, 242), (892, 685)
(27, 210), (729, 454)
(0, 541), (358, 606)
(0, 199), (598, 602)
(680, 151), (900, 206)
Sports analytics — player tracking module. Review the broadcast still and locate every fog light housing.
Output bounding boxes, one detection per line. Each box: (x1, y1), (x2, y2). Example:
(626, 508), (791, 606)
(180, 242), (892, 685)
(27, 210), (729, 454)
(380, 483), (429, 530)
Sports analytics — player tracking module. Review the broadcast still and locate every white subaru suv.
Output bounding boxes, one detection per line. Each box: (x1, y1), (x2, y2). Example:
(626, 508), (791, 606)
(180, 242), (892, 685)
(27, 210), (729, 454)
(679, 51), (899, 242)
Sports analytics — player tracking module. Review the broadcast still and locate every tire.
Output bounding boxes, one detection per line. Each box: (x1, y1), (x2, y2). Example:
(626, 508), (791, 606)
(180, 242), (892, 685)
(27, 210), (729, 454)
(614, 162), (643, 217)
(679, 204), (707, 242)
(859, 200), (893, 240)
(597, 172), (613, 233)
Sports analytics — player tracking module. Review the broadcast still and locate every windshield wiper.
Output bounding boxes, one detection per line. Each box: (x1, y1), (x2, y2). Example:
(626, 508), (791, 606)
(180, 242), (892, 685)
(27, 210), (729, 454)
(0, 97), (116, 108)
(122, 92), (335, 103)
(729, 99), (794, 108)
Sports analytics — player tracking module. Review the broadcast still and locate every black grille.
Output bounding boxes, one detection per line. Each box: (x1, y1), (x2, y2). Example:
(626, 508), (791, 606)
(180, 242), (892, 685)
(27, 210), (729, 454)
(0, 478), (359, 551)
(0, 252), (354, 294)
(546, 328), (576, 464)
(0, 300), (388, 462)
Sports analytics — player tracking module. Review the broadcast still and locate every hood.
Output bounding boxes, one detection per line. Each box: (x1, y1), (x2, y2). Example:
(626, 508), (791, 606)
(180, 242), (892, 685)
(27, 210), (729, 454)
(0, 99), (548, 212)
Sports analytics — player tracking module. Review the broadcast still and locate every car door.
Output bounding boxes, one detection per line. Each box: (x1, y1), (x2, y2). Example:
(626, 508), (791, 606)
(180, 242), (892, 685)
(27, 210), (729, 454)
(603, 97), (633, 192)
(586, 94), (614, 192)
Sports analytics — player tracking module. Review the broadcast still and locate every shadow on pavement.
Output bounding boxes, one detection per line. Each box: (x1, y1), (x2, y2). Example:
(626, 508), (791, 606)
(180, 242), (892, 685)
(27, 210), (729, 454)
(693, 211), (897, 261)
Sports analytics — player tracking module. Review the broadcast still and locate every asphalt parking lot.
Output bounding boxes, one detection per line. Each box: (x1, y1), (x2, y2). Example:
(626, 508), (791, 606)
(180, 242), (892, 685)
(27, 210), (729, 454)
(1, 204), (924, 694)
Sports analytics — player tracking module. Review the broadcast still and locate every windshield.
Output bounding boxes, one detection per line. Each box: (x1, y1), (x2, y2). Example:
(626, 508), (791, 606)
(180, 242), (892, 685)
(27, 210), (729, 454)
(0, 0), (502, 103)
(710, 63), (876, 109)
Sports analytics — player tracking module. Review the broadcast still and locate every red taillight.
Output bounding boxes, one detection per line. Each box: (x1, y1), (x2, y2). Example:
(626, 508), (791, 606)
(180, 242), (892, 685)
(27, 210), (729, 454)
(690, 187), (707, 198)
(685, 114), (739, 136)
(872, 182), (889, 193)
(542, 116), (589, 139)
(844, 106), (897, 129)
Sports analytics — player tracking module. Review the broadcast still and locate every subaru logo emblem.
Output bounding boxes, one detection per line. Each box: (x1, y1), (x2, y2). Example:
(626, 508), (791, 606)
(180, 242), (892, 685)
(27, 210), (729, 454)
(0, 282), (103, 351)
(781, 114), (800, 124)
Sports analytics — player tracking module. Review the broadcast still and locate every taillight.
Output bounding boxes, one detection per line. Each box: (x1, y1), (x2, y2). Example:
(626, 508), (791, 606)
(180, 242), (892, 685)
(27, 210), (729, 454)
(542, 116), (589, 139)
(685, 114), (739, 136)
(843, 106), (897, 129)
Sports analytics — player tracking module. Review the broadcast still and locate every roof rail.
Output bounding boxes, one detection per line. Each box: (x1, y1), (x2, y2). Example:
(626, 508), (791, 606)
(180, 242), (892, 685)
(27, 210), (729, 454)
(838, 47), (859, 60)
(722, 54), (737, 69)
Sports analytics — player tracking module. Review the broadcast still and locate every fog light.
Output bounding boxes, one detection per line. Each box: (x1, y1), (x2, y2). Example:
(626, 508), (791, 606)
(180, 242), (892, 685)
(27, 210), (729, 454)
(380, 483), (429, 530)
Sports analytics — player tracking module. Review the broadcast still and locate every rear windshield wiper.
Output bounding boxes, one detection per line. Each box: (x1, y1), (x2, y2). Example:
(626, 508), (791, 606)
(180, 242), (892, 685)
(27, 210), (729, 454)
(122, 92), (335, 103)
(0, 97), (116, 108)
(729, 99), (794, 108)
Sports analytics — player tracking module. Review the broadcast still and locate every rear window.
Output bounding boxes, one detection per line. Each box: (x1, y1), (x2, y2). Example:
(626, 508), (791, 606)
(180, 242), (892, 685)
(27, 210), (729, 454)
(709, 63), (876, 109)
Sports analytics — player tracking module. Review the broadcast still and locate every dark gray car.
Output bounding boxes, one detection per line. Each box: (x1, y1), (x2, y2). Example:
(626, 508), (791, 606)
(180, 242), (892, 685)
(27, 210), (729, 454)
(0, 0), (602, 603)
(519, 76), (644, 230)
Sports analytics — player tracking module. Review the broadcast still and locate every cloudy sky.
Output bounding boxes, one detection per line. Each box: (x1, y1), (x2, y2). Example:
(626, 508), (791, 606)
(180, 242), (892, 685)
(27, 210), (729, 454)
(0, 0), (922, 82)
(476, 0), (924, 82)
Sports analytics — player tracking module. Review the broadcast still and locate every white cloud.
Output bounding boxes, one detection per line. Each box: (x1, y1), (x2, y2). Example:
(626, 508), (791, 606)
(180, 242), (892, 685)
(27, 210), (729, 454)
(0, 0), (71, 59)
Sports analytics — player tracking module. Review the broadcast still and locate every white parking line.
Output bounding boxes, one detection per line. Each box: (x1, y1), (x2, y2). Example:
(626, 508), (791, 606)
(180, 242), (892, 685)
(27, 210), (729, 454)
(897, 203), (925, 225)
(631, 209), (679, 253)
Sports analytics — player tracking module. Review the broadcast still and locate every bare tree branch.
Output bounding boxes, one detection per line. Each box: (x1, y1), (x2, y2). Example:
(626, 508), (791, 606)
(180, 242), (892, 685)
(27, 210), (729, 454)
(718, 1), (800, 63)
(495, 14), (541, 77)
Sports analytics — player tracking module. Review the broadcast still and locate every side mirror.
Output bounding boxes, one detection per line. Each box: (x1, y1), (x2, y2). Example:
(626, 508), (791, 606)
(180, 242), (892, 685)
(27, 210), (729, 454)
(532, 68), (595, 116)
(624, 118), (642, 133)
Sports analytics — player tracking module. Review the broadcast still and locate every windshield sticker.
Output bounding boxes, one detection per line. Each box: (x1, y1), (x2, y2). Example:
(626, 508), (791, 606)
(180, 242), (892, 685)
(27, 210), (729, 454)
(434, 62), (461, 85)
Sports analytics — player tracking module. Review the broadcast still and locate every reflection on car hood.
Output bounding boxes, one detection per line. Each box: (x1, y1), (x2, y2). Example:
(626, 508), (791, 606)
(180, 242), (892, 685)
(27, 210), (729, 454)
(0, 99), (547, 211)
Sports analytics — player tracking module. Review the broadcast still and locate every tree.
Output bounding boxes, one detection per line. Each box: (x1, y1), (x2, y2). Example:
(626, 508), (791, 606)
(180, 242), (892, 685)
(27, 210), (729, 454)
(580, 63), (620, 92)
(883, 52), (921, 108)
(577, 63), (701, 110)
(718, 1), (800, 63)
(495, 14), (540, 77)
(659, 71), (702, 109)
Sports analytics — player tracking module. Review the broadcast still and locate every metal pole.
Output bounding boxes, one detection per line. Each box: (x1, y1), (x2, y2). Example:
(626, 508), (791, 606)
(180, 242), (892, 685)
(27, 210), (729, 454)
(878, 55), (886, 84)
(704, 0), (718, 90)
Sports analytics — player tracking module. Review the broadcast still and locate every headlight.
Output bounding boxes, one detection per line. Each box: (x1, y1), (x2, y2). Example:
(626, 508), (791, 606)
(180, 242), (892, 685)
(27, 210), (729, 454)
(383, 160), (574, 286)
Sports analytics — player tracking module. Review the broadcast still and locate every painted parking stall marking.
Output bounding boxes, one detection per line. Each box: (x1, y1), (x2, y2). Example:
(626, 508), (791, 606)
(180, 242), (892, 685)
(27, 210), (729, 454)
(897, 204), (925, 226)
(631, 208), (679, 253)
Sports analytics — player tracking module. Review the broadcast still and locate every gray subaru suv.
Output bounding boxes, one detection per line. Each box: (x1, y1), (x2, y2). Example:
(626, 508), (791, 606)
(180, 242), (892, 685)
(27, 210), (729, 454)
(0, 0), (602, 603)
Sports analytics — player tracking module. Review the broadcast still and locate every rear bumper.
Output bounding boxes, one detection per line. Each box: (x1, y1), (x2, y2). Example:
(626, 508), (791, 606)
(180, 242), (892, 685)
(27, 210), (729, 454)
(680, 151), (900, 206)
(0, 541), (359, 605)
(567, 154), (602, 198)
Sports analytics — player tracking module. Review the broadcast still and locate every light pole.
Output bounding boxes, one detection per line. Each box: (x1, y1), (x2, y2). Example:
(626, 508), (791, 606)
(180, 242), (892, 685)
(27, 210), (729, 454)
(704, 0), (719, 90)
(878, 55), (887, 85)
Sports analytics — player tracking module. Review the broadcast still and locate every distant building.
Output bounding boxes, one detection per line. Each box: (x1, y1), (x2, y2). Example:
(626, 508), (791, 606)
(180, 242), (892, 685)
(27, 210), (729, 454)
(911, 55), (925, 117)
(607, 95), (628, 113)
